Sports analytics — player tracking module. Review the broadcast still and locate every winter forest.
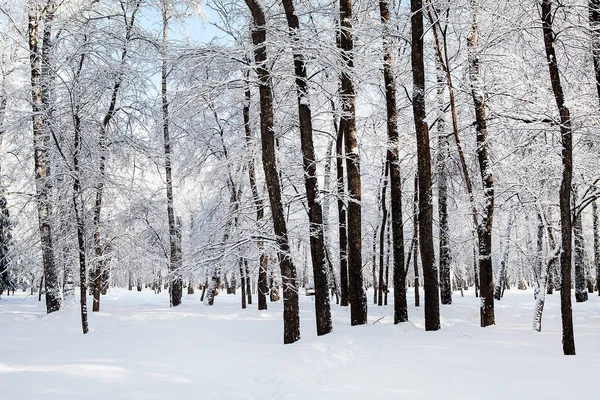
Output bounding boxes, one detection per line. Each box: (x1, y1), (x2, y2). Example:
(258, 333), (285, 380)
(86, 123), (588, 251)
(0, 0), (599, 397)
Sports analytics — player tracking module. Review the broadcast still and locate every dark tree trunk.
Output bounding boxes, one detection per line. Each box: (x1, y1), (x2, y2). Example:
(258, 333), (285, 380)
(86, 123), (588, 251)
(378, 162), (389, 307)
(468, 0), (495, 327)
(244, 0), (300, 343)
(71, 51), (88, 334)
(436, 62), (451, 305)
(541, 0), (575, 355)
(572, 189), (588, 302)
(243, 74), (268, 311)
(412, 176), (420, 308)
(339, 0), (367, 326)
(281, 0), (332, 335)
(379, 0), (407, 323)
(239, 259), (247, 309)
(411, 0), (440, 331)
(336, 124), (349, 307)
(245, 260), (252, 305)
(593, 197), (600, 296)
(28, 0), (61, 314)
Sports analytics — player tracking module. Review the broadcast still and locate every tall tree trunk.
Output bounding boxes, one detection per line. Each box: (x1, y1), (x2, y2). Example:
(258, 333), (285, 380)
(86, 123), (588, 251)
(541, 0), (575, 355)
(468, 0), (495, 327)
(572, 188), (588, 302)
(243, 74), (269, 311)
(161, 2), (182, 307)
(436, 61), (451, 305)
(322, 137), (340, 303)
(411, 0), (440, 331)
(28, 0), (61, 314)
(239, 258), (247, 309)
(244, 0), (300, 343)
(412, 175), (420, 308)
(339, 0), (367, 326)
(379, 0), (407, 323)
(281, 0), (332, 335)
(335, 121), (349, 307)
(71, 50), (88, 333)
(594, 197), (600, 296)
(378, 162), (389, 307)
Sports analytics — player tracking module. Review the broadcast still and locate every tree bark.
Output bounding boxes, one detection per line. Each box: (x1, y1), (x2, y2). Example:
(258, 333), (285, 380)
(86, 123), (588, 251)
(411, 0), (440, 331)
(412, 175), (420, 308)
(335, 121), (349, 307)
(244, 0), (300, 343)
(378, 162), (389, 307)
(161, 2), (182, 307)
(339, 0), (367, 326)
(379, 0), (407, 323)
(28, 0), (61, 314)
(468, 0), (495, 327)
(572, 188), (588, 302)
(436, 61), (451, 306)
(540, 0), (575, 355)
(281, 0), (332, 335)
(243, 75), (269, 310)
(594, 196), (600, 296)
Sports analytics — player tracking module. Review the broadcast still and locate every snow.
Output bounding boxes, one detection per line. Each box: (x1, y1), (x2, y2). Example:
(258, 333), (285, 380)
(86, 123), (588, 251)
(1, 288), (598, 399)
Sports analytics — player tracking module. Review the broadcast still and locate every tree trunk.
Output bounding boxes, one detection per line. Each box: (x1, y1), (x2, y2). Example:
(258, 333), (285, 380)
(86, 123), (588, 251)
(379, 0), (407, 323)
(468, 0), (495, 327)
(494, 200), (515, 300)
(245, 260), (252, 305)
(336, 120), (349, 307)
(436, 61), (451, 306)
(593, 197), (600, 296)
(161, 2), (182, 307)
(244, 0), (300, 343)
(281, 0), (332, 335)
(28, 0), (61, 314)
(572, 188), (588, 302)
(378, 162), (389, 307)
(243, 74), (268, 311)
(239, 259), (247, 309)
(411, 0), (440, 331)
(541, 0), (575, 355)
(339, 0), (367, 326)
(412, 176), (420, 308)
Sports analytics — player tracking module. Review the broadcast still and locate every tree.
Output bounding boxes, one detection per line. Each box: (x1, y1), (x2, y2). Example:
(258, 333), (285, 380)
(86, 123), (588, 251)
(339, 0), (367, 326)
(468, 0), (495, 327)
(411, 0), (440, 331)
(28, 0), (61, 313)
(281, 0), (332, 336)
(244, 0), (300, 344)
(160, 0), (182, 307)
(540, 0), (575, 355)
(379, 0), (407, 324)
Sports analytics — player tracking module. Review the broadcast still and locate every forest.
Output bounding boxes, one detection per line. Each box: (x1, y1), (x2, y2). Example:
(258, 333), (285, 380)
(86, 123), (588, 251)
(0, 0), (599, 396)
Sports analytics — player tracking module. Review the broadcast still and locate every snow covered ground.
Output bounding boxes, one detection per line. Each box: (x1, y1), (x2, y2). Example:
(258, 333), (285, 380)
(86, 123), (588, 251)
(0, 287), (598, 399)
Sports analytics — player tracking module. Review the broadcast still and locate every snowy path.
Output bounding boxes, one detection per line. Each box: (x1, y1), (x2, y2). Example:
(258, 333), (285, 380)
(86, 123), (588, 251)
(0, 288), (598, 399)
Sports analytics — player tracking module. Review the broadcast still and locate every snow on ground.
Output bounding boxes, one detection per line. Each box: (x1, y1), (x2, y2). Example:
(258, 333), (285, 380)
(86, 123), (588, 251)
(0, 288), (598, 399)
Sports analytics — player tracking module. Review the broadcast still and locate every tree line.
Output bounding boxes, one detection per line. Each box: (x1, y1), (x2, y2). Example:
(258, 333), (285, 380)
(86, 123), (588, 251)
(0, 0), (599, 354)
